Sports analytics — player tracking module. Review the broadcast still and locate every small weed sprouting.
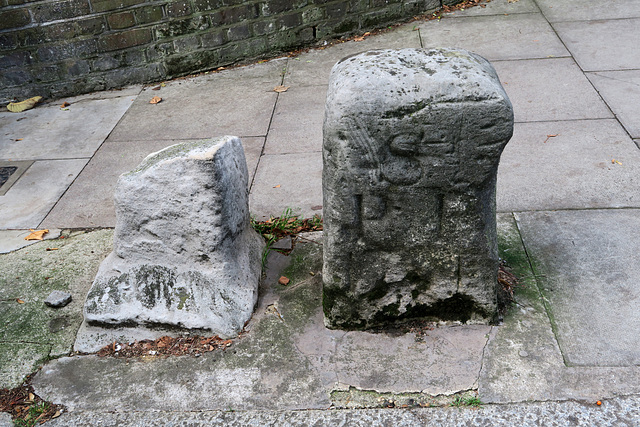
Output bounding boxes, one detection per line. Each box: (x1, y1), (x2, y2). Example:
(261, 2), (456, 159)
(250, 208), (323, 270)
(451, 395), (483, 408)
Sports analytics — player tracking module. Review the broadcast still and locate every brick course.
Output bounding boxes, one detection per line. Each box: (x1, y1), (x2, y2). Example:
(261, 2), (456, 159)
(0, 0), (450, 103)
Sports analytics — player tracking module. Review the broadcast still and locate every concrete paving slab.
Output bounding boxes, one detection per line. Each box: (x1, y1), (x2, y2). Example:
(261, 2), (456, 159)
(587, 70), (640, 139)
(107, 60), (285, 142)
(41, 137), (263, 229)
(497, 119), (640, 212)
(0, 228), (60, 254)
(516, 209), (640, 367)
(283, 26), (421, 87)
(0, 90), (137, 161)
(297, 309), (489, 395)
(442, 0), (539, 17)
(492, 58), (613, 122)
(417, 13), (569, 61)
(264, 86), (326, 155)
(481, 214), (640, 403)
(0, 159), (88, 229)
(37, 395), (640, 427)
(537, 0), (640, 22)
(33, 235), (491, 413)
(249, 152), (322, 220)
(553, 18), (640, 71)
(0, 342), (51, 389)
(0, 230), (113, 360)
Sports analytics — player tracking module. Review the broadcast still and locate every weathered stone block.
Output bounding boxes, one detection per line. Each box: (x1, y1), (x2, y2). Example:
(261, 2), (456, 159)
(84, 136), (264, 338)
(322, 48), (513, 329)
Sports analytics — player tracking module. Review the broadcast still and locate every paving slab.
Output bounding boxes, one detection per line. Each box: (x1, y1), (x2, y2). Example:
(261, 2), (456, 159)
(249, 152), (322, 220)
(537, 0), (640, 22)
(33, 238), (488, 412)
(36, 395), (640, 427)
(282, 26), (421, 87)
(587, 70), (640, 139)
(417, 13), (569, 61)
(492, 58), (613, 123)
(0, 228), (60, 254)
(0, 88), (139, 161)
(442, 0), (539, 17)
(480, 213), (640, 403)
(107, 60), (285, 142)
(264, 85), (326, 155)
(41, 137), (263, 229)
(497, 119), (640, 212)
(553, 18), (640, 71)
(516, 209), (640, 366)
(0, 342), (51, 389)
(0, 159), (88, 229)
(0, 230), (113, 360)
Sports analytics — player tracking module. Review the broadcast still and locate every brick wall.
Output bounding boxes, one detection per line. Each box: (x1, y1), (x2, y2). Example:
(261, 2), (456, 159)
(0, 0), (457, 102)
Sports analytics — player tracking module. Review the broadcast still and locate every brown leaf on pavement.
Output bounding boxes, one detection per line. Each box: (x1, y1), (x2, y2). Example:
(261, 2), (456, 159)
(60, 102), (70, 108)
(274, 85), (290, 93)
(278, 276), (290, 286)
(24, 229), (48, 240)
(150, 96), (162, 104)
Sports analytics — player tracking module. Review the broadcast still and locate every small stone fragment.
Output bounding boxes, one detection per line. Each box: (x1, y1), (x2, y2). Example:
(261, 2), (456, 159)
(271, 235), (293, 250)
(45, 290), (72, 308)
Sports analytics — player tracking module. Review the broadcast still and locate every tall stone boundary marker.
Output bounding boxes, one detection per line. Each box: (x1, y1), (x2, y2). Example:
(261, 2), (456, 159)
(322, 48), (513, 330)
(80, 136), (264, 348)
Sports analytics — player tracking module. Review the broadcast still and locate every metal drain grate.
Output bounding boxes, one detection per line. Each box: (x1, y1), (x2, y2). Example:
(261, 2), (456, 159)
(0, 166), (17, 187)
(0, 161), (33, 196)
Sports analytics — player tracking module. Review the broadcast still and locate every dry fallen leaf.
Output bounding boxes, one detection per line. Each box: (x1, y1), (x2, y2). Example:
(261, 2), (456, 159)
(151, 85), (161, 91)
(543, 134), (559, 143)
(24, 229), (48, 240)
(52, 410), (61, 418)
(149, 96), (162, 104)
(7, 96), (43, 113)
(16, 299), (25, 304)
(60, 101), (70, 108)
(46, 247), (59, 251)
(274, 85), (290, 93)
(273, 184), (281, 188)
(278, 276), (290, 286)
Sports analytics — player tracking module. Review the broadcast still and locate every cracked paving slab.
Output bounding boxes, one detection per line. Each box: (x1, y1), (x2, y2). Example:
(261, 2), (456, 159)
(32, 233), (491, 412)
(0, 229), (113, 388)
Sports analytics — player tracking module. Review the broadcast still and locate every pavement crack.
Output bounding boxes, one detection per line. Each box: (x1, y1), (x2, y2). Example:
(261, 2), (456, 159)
(474, 326), (493, 390)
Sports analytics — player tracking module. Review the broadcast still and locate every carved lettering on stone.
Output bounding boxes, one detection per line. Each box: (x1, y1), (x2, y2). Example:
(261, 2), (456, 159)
(322, 48), (514, 329)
